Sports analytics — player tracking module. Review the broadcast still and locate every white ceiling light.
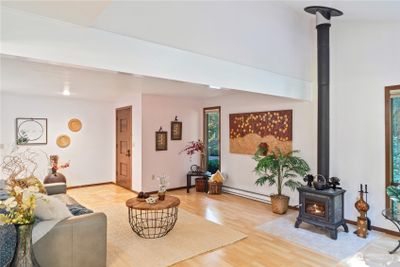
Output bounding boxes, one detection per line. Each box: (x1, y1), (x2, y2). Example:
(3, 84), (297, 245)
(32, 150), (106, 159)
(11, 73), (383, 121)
(209, 85), (221, 90)
(62, 83), (71, 96)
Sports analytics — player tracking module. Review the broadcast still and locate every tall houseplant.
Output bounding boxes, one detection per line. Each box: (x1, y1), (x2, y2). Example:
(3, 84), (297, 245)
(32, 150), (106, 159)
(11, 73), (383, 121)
(254, 144), (310, 214)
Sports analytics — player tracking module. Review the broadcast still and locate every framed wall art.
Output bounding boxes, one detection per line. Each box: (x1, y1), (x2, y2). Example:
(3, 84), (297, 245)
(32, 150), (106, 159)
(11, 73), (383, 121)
(155, 128), (168, 151)
(229, 110), (292, 155)
(171, 116), (182, 140)
(16, 118), (48, 145)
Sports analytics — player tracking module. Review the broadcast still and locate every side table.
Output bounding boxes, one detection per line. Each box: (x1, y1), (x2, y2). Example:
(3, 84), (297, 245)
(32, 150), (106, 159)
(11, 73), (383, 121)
(126, 195), (180, 239)
(382, 208), (400, 254)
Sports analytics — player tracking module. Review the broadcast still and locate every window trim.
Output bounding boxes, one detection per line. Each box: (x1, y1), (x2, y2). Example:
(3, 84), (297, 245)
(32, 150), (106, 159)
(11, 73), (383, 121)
(385, 85), (400, 208)
(203, 106), (221, 173)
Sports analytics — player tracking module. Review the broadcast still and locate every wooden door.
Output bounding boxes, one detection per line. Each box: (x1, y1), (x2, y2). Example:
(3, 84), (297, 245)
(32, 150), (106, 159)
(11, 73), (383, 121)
(116, 106), (132, 189)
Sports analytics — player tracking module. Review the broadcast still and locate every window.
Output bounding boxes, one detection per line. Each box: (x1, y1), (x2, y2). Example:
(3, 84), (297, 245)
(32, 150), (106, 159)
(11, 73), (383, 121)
(204, 107), (221, 173)
(385, 85), (400, 208)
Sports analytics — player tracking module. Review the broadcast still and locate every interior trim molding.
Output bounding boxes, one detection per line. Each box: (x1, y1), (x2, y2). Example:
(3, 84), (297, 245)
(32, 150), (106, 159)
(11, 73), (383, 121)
(67, 181), (114, 189)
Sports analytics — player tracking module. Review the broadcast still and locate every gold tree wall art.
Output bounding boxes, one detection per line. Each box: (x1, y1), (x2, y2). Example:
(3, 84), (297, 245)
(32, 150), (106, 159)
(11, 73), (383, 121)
(229, 110), (293, 155)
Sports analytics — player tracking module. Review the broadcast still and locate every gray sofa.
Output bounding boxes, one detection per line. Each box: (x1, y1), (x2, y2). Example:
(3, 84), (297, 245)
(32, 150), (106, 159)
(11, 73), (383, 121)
(33, 183), (107, 267)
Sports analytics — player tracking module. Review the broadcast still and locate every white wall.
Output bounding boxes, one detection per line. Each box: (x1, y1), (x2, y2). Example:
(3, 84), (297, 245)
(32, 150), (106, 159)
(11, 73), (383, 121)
(331, 21), (400, 230)
(142, 95), (202, 192)
(204, 91), (317, 206)
(0, 92), (114, 186)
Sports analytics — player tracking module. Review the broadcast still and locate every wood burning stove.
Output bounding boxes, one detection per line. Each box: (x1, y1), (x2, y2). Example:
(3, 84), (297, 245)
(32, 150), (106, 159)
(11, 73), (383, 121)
(295, 186), (348, 240)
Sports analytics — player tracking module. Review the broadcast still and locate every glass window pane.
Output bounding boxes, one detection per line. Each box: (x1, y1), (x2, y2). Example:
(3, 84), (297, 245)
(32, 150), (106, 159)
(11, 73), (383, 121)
(392, 96), (400, 184)
(205, 109), (220, 173)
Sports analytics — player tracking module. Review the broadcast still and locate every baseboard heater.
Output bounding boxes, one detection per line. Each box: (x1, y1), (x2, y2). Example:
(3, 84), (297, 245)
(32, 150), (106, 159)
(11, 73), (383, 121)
(222, 185), (271, 204)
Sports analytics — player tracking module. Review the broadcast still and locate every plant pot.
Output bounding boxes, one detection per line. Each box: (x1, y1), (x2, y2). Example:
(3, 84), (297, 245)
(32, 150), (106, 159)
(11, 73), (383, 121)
(270, 195), (289, 215)
(158, 192), (165, 201)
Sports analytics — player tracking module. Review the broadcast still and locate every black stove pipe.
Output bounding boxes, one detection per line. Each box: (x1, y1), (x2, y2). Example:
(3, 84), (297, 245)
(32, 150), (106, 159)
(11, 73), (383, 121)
(305, 6), (343, 180)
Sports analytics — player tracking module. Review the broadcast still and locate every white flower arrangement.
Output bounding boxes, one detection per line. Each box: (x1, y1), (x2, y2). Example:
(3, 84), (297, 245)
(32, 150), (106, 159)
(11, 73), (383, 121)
(157, 175), (169, 193)
(0, 183), (41, 225)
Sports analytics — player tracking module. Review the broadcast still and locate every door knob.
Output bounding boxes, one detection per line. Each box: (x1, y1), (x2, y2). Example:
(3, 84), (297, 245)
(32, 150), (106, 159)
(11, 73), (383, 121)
(126, 149), (131, 157)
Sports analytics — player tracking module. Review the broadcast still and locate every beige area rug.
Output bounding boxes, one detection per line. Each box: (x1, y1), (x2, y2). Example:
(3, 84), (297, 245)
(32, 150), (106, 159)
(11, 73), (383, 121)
(96, 204), (247, 267)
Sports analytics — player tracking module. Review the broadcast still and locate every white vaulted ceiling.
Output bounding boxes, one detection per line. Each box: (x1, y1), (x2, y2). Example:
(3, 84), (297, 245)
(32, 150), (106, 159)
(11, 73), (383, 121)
(2, 1), (398, 101)
(2, 0), (399, 81)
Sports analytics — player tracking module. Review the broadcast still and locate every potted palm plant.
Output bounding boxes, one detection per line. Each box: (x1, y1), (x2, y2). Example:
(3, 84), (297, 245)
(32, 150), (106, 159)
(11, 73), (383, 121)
(253, 143), (310, 214)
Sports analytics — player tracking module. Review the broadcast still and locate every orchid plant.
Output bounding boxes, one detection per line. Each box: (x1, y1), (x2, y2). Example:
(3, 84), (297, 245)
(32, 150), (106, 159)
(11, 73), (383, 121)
(158, 175), (169, 193)
(179, 140), (205, 160)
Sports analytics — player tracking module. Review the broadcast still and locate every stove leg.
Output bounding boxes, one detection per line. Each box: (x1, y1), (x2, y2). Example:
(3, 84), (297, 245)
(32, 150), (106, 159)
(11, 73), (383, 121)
(389, 240), (400, 254)
(342, 222), (349, 233)
(295, 218), (302, 228)
(329, 229), (338, 240)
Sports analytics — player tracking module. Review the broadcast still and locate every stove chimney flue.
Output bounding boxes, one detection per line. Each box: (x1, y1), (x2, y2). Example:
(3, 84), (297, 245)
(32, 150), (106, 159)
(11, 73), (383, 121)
(305, 6), (343, 180)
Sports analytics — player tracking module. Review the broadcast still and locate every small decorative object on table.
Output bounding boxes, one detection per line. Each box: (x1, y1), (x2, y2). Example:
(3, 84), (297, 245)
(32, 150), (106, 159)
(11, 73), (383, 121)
(145, 196), (158, 204)
(137, 192), (150, 202)
(1, 148), (45, 267)
(208, 170), (225, 195)
(44, 155), (70, 184)
(157, 175), (169, 201)
(354, 184), (370, 238)
(180, 140), (205, 171)
(303, 174), (314, 187)
(313, 174), (327, 190)
(253, 143), (310, 215)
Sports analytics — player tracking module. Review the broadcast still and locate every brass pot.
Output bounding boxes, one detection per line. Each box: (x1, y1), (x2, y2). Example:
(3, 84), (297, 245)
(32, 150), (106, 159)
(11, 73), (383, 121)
(270, 195), (290, 215)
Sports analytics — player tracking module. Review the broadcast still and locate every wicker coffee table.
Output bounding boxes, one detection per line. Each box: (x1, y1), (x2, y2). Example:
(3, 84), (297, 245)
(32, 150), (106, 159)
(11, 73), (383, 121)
(126, 195), (180, 239)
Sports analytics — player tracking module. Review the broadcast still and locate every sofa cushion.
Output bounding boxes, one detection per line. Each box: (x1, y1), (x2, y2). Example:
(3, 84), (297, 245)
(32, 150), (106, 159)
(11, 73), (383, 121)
(34, 194), (72, 221)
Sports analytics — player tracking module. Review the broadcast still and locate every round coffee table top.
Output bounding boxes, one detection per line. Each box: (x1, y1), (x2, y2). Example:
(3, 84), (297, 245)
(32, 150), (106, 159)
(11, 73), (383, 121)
(126, 195), (180, 210)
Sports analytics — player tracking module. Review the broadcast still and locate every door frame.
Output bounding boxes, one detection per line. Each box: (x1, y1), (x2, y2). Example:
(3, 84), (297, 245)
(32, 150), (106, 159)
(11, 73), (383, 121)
(116, 105), (132, 189)
(203, 106), (221, 172)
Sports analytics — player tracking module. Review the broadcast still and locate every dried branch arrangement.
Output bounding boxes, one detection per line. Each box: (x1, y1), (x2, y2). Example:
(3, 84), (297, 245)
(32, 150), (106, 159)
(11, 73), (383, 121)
(1, 147), (46, 181)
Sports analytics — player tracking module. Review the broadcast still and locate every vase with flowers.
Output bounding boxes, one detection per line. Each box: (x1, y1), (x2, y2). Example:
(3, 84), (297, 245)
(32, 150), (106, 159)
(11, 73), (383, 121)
(44, 155), (70, 184)
(180, 140), (205, 172)
(1, 148), (45, 267)
(157, 175), (169, 201)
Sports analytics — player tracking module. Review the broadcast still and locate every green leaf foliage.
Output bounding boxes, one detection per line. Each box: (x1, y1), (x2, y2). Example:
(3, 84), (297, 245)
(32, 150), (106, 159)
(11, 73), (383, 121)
(253, 147), (310, 196)
(387, 185), (400, 202)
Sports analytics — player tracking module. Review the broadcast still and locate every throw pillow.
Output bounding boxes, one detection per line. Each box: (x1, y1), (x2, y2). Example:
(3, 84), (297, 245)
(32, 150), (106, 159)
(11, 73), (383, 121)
(210, 170), (225, 183)
(0, 224), (16, 267)
(14, 176), (47, 194)
(34, 194), (72, 220)
(67, 204), (93, 216)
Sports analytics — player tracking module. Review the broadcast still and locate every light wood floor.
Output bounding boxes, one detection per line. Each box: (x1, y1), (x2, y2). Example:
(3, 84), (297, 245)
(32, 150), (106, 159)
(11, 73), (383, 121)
(68, 184), (340, 267)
